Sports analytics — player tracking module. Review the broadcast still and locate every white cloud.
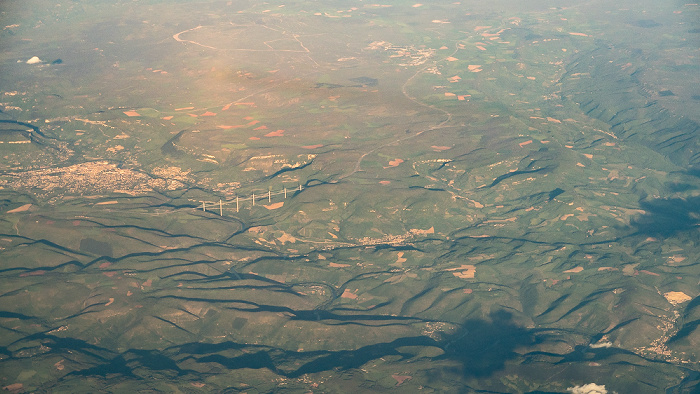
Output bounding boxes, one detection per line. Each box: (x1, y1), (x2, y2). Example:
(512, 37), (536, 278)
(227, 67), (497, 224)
(567, 383), (607, 394)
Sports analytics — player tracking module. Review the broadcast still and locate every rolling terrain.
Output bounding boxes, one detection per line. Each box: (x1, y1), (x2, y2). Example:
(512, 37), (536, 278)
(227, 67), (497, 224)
(1, 0), (699, 392)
